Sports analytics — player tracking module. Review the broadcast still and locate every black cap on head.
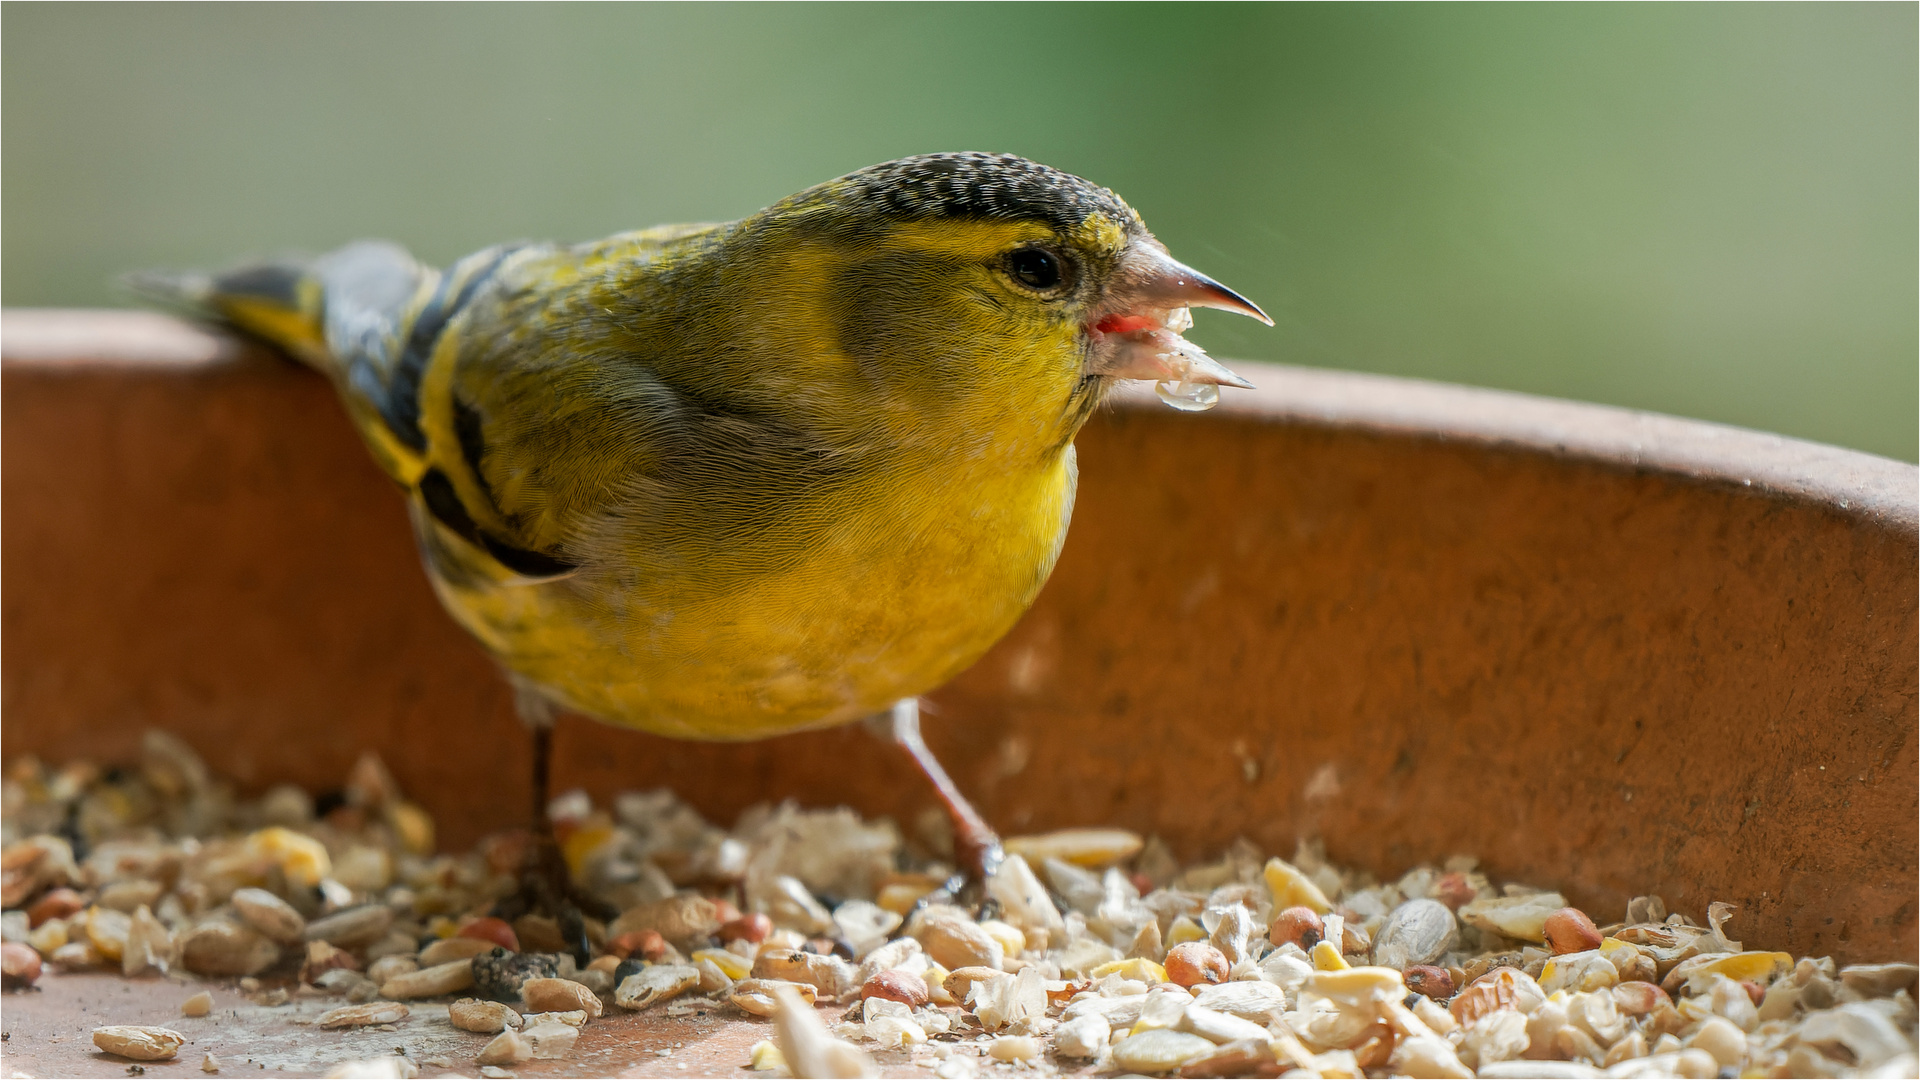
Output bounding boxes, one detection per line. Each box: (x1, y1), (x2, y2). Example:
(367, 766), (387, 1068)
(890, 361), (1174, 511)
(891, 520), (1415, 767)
(847, 153), (1143, 234)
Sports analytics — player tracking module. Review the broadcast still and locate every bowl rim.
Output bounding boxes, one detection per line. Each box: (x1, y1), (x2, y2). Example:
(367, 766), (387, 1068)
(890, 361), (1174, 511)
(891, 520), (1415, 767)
(8, 306), (1915, 532)
(1114, 359), (1917, 532)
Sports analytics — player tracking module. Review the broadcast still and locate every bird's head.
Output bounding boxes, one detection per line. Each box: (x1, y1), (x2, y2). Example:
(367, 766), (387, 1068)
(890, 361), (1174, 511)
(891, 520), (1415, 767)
(738, 153), (1270, 448)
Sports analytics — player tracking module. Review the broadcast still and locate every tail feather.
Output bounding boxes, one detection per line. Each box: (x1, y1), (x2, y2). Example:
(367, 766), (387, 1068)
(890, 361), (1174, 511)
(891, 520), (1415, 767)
(128, 241), (442, 487)
(124, 257), (329, 365)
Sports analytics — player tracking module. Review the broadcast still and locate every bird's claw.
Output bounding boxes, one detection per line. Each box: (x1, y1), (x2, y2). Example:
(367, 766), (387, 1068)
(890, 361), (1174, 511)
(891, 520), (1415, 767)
(495, 832), (615, 967)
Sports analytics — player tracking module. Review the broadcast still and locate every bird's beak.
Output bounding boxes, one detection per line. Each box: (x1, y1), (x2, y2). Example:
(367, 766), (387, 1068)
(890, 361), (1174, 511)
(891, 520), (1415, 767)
(1084, 243), (1269, 390)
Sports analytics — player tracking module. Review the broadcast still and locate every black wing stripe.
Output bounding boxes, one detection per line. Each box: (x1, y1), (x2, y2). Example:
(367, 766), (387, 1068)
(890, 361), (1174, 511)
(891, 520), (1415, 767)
(452, 395), (497, 508)
(384, 246), (519, 451)
(419, 468), (577, 579)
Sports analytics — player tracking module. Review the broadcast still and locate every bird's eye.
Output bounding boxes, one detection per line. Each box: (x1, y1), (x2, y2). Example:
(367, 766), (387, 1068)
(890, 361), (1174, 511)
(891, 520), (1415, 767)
(1005, 246), (1072, 293)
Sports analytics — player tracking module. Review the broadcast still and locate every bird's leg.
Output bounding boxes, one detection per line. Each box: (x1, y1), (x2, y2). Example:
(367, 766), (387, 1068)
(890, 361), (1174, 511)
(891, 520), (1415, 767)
(494, 688), (615, 966)
(885, 698), (1004, 896)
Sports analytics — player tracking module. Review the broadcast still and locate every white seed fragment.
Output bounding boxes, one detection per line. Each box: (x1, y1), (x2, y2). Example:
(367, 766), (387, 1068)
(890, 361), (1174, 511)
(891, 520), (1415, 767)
(911, 909), (1004, 971)
(92, 1025), (185, 1061)
(1110, 1028), (1217, 1073)
(303, 905), (394, 948)
(985, 854), (1065, 946)
(1673, 1050), (1721, 1078)
(832, 899), (902, 957)
(747, 1039), (787, 1072)
(180, 989), (214, 1017)
(230, 887), (307, 943)
(122, 904), (175, 976)
(1179, 1037), (1281, 1078)
(366, 955), (418, 986)
(1799, 1002), (1913, 1071)
(313, 968), (377, 998)
(201, 1051), (221, 1072)
(1387, 1033), (1474, 1079)
(476, 1029), (531, 1065)
(1207, 903), (1255, 964)
(858, 996), (927, 1047)
(1457, 891), (1566, 943)
(321, 1056), (417, 1079)
(1541, 949), (1619, 994)
(1840, 962), (1920, 997)
(521, 1021), (579, 1059)
(1688, 1015), (1747, 1069)
(317, 1001), (411, 1028)
(1053, 1013), (1110, 1058)
(988, 1035), (1040, 1061)
(1566, 988), (1626, 1046)
(972, 967), (1047, 1031)
(1460, 1010), (1530, 1068)
(179, 919), (279, 977)
(1175, 1002), (1269, 1044)
(1373, 898), (1458, 970)
(1191, 975), (1288, 1023)
(771, 982), (875, 1078)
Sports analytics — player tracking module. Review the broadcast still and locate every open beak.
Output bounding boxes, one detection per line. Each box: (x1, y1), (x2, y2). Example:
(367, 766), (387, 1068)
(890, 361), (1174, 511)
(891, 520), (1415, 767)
(1084, 243), (1269, 393)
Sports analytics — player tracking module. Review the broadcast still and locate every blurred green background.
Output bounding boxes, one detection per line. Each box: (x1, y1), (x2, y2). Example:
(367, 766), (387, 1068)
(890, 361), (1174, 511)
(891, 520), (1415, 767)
(5, 3), (1914, 459)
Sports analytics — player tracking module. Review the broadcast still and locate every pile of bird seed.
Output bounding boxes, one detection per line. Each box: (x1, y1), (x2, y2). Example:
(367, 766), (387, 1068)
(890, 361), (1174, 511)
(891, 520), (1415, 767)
(2, 731), (1915, 1079)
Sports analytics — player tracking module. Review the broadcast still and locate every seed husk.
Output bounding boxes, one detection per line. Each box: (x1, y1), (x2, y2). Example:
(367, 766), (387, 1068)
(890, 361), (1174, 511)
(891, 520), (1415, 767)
(179, 920), (278, 977)
(230, 887), (306, 943)
(303, 905), (393, 949)
(520, 976), (603, 1018)
(92, 1025), (185, 1061)
(1112, 1029), (1219, 1073)
(1374, 898), (1459, 970)
(317, 1001), (410, 1029)
(614, 963), (699, 1010)
(448, 997), (521, 1033)
(730, 977), (816, 1017)
(380, 958), (474, 999)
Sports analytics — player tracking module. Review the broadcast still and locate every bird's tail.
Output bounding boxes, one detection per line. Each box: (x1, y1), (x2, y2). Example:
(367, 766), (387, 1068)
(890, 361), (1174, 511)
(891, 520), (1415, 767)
(124, 258), (331, 368)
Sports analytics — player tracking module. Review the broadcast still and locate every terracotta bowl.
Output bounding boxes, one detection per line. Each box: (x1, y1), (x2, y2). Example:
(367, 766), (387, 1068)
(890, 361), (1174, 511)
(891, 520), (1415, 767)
(5, 309), (1914, 965)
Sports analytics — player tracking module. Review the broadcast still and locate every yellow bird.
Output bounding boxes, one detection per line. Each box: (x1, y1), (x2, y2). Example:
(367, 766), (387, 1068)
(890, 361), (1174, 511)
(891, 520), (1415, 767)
(143, 152), (1268, 947)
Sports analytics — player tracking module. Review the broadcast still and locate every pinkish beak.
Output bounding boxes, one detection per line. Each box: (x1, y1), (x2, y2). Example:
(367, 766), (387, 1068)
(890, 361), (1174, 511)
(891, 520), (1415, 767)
(1084, 244), (1268, 389)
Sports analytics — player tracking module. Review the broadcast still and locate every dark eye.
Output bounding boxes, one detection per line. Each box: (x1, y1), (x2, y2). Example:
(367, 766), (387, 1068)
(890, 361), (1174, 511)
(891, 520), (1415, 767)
(1006, 246), (1071, 293)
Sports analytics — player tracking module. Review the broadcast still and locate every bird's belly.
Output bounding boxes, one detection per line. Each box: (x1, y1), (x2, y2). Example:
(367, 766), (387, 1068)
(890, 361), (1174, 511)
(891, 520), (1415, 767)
(432, 454), (1076, 740)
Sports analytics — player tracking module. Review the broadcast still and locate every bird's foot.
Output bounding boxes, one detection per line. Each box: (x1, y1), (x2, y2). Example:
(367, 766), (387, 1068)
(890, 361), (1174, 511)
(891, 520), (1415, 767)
(881, 698), (1005, 912)
(491, 828), (617, 967)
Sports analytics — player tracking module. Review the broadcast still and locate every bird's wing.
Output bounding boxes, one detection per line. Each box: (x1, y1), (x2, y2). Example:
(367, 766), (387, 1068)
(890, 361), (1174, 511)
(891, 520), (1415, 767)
(404, 225), (743, 581)
(312, 240), (528, 486)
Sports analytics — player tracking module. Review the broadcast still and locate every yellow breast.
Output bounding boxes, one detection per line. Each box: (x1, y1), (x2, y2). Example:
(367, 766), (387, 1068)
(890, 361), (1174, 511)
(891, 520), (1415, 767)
(424, 443), (1077, 739)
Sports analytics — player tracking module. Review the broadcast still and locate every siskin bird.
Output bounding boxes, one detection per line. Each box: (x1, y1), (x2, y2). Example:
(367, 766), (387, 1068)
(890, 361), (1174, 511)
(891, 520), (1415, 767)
(141, 152), (1269, 936)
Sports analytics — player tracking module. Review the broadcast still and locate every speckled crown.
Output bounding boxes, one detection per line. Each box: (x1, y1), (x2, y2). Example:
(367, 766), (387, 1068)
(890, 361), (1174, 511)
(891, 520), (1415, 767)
(847, 153), (1142, 233)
